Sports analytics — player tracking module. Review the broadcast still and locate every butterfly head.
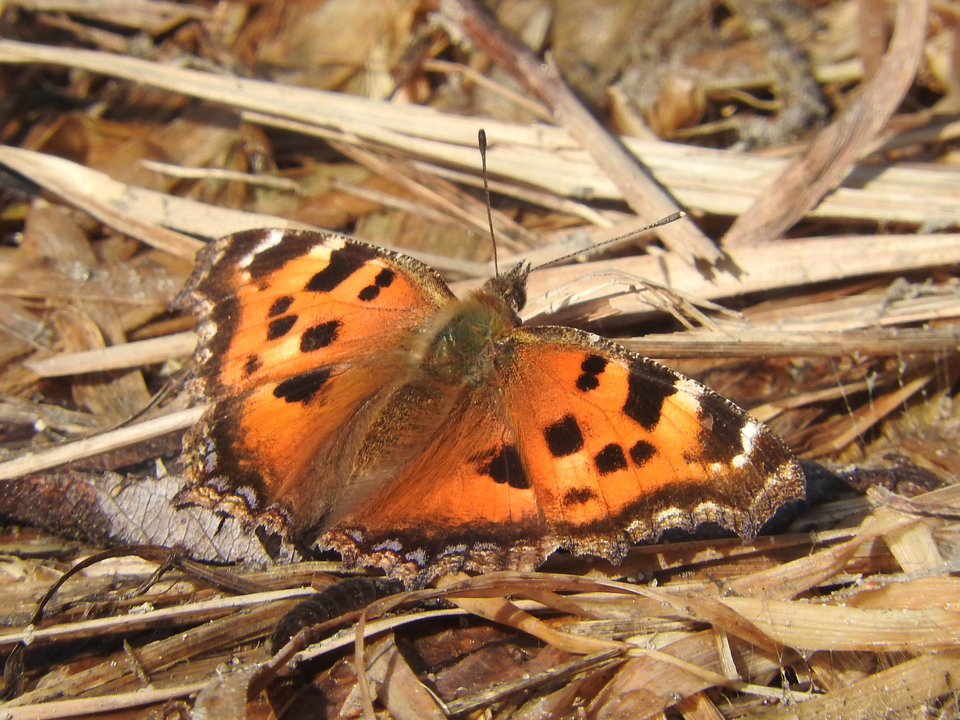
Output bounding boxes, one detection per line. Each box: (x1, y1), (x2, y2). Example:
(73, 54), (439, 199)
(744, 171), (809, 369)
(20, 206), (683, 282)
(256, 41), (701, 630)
(481, 261), (531, 316)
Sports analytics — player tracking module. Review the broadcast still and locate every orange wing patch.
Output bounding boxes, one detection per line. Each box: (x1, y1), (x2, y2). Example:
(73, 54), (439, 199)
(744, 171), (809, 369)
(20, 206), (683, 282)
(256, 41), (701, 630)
(177, 229), (454, 531)
(503, 327), (802, 558)
(183, 229), (453, 397)
(323, 390), (554, 579)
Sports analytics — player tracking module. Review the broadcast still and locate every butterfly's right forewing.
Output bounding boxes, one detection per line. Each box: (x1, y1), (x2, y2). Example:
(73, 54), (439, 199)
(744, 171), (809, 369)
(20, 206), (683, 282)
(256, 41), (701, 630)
(500, 326), (804, 558)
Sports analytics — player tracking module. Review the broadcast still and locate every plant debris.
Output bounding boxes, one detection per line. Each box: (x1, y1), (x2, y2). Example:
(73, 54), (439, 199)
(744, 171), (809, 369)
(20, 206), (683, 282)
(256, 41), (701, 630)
(1, 1), (959, 718)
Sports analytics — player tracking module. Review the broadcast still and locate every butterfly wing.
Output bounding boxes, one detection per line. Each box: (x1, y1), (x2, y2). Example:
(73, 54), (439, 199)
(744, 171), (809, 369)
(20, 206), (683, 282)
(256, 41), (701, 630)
(321, 384), (556, 583)
(500, 326), (805, 558)
(322, 324), (803, 584)
(177, 229), (455, 533)
(179, 234), (802, 580)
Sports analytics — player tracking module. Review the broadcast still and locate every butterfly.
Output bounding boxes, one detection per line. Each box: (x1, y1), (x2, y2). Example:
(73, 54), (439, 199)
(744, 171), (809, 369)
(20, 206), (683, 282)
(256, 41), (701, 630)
(175, 228), (805, 585)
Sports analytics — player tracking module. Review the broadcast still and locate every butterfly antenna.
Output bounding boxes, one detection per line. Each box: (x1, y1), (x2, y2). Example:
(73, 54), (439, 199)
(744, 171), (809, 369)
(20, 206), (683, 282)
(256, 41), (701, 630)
(478, 129), (500, 277)
(533, 211), (686, 271)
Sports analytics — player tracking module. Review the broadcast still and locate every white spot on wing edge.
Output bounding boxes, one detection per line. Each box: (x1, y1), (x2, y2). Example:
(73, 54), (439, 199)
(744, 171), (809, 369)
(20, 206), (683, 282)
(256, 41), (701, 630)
(309, 233), (346, 255)
(692, 500), (723, 518)
(372, 539), (403, 553)
(672, 376), (705, 416)
(404, 547), (428, 566)
(741, 419), (760, 452)
(652, 506), (685, 526)
(731, 419), (761, 468)
(437, 543), (468, 558)
(234, 485), (259, 510)
(238, 228), (285, 269)
(674, 376), (704, 399)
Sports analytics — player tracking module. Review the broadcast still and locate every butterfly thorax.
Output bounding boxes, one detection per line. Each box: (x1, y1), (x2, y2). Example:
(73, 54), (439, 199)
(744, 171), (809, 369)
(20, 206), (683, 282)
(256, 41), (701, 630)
(424, 289), (518, 388)
(420, 263), (530, 388)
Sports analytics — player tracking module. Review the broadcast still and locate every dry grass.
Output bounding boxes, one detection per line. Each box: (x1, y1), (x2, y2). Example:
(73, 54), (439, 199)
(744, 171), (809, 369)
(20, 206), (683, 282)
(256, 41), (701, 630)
(1, 0), (960, 718)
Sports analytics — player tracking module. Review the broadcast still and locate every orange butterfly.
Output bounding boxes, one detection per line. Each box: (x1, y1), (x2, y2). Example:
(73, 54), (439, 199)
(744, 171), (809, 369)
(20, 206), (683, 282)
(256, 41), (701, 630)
(176, 229), (804, 585)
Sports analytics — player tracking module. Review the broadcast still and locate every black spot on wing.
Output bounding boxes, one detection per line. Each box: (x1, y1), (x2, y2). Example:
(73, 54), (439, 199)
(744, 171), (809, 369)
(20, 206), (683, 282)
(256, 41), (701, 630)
(581, 354), (608, 374)
(267, 315), (297, 341)
(595, 443), (628, 475)
(305, 245), (376, 293)
(563, 487), (596, 505)
(481, 445), (529, 489)
(576, 354), (607, 391)
(544, 415), (584, 457)
(268, 296), (294, 317)
(300, 320), (341, 352)
(630, 440), (656, 467)
(358, 268), (396, 302)
(624, 361), (678, 430)
(244, 355), (262, 376)
(273, 368), (332, 404)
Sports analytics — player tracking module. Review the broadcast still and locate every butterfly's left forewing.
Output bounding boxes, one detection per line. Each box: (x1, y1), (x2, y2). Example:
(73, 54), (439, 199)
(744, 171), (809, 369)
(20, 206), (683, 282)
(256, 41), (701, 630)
(177, 229), (456, 533)
(181, 229), (454, 397)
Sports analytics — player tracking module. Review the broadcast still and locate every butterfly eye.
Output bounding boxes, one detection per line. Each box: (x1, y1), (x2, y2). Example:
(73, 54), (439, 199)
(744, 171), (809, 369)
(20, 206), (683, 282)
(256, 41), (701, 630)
(482, 262), (530, 315)
(506, 281), (527, 313)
